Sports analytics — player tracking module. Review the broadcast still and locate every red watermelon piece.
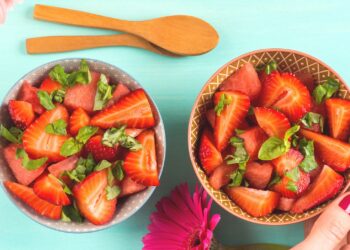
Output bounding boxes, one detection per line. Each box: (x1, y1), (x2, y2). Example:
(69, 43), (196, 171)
(18, 82), (45, 114)
(106, 83), (130, 107)
(119, 176), (147, 198)
(48, 155), (79, 177)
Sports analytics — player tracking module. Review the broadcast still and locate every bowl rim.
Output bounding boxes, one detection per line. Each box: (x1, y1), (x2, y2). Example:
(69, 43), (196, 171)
(0, 57), (166, 233)
(188, 48), (350, 225)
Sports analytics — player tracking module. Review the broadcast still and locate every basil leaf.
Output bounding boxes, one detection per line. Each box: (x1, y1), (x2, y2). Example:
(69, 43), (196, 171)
(285, 167), (300, 182)
(65, 154), (95, 182)
(106, 185), (120, 200)
(93, 74), (113, 111)
(49, 65), (69, 87)
(61, 203), (83, 223)
(76, 126), (98, 144)
(214, 93), (232, 116)
(0, 124), (22, 143)
(114, 160), (124, 181)
(51, 89), (65, 103)
(265, 61), (277, 75)
(60, 138), (83, 157)
(45, 119), (67, 136)
(67, 59), (91, 86)
(37, 90), (55, 110)
(298, 138), (318, 172)
(284, 125), (300, 142)
(286, 181), (298, 192)
(312, 77), (340, 104)
(225, 137), (249, 167)
(16, 148), (47, 171)
(258, 137), (286, 160)
(300, 112), (324, 132)
(228, 169), (244, 187)
(119, 136), (143, 151)
(102, 126), (142, 151)
(53, 174), (72, 195)
(94, 160), (112, 171)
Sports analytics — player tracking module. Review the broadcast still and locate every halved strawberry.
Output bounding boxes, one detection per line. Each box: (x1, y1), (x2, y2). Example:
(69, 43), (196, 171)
(123, 130), (159, 186)
(208, 164), (236, 190)
(64, 71), (100, 113)
(106, 83), (130, 107)
(244, 162), (273, 189)
(326, 98), (350, 141)
(254, 107), (291, 138)
(277, 197), (295, 212)
(220, 63), (262, 101)
(33, 173), (71, 206)
(259, 72), (312, 122)
(4, 181), (62, 220)
(291, 165), (344, 214)
(225, 187), (280, 217)
(300, 129), (350, 172)
(8, 100), (35, 129)
(119, 176), (147, 198)
(214, 91), (250, 151)
(40, 77), (61, 94)
(125, 128), (144, 138)
(18, 82), (45, 114)
(22, 105), (70, 162)
(73, 170), (117, 225)
(238, 127), (268, 161)
(85, 135), (117, 162)
(4, 144), (46, 186)
(48, 155), (79, 177)
(199, 128), (223, 174)
(206, 109), (216, 128)
(294, 71), (315, 92)
(272, 149), (304, 176)
(91, 89), (155, 129)
(69, 108), (90, 136)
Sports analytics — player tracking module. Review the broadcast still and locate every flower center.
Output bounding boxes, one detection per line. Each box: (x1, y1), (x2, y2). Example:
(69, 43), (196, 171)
(187, 228), (201, 249)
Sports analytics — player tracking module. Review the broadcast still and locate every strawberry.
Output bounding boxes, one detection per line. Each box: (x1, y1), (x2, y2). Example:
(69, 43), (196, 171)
(259, 72), (312, 122)
(291, 165), (344, 214)
(300, 129), (350, 172)
(125, 128), (144, 138)
(238, 127), (268, 161)
(225, 187), (280, 217)
(206, 109), (216, 128)
(40, 77), (61, 94)
(198, 128), (223, 174)
(73, 170), (117, 225)
(63, 71), (100, 113)
(272, 149), (304, 176)
(214, 91), (250, 151)
(4, 144), (46, 186)
(85, 135), (117, 162)
(33, 173), (71, 206)
(48, 155), (79, 177)
(220, 62), (262, 101)
(8, 100), (35, 129)
(277, 197), (295, 212)
(123, 130), (159, 186)
(254, 107), (291, 138)
(119, 176), (147, 198)
(69, 108), (90, 136)
(4, 181), (62, 220)
(244, 162), (273, 189)
(22, 105), (70, 162)
(294, 71), (315, 92)
(18, 82), (45, 114)
(106, 83), (130, 107)
(90, 89), (156, 129)
(209, 164), (236, 190)
(326, 98), (350, 141)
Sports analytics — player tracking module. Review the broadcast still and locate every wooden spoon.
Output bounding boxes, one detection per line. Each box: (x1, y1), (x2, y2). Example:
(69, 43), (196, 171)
(33, 4), (219, 56)
(26, 34), (179, 57)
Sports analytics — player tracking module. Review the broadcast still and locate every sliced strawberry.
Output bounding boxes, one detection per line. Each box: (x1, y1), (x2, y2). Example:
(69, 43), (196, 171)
(91, 89), (156, 129)
(254, 107), (291, 138)
(291, 165), (344, 214)
(214, 91), (250, 151)
(69, 107), (90, 136)
(277, 197), (295, 212)
(123, 130), (159, 186)
(85, 135), (117, 162)
(208, 163), (236, 190)
(106, 83), (130, 107)
(33, 173), (71, 206)
(206, 109), (216, 128)
(238, 127), (268, 161)
(48, 155), (79, 177)
(119, 176), (147, 198)
(220, 63), (262, 101)
(259, 72), (312, 122)
(225, 187), (280, 217)
(4, 144), (46, 186)
(18, 82), (45, 114)
(22, 105), (70, 162)
(300, 129), (350, 172)
(125, 128), (144, 138)
(4, 181), (62, 220)
(8, 100), (35, 129)
(244, 162), (273, 189)
(294, 71), (315, 92)
(272, 149), (304, 176)
(199, 128), (223, 174)
(63, 71), (100, 113)
(40, 77), (61, 94)
(73, 170), (117, 225)
(326, 98), (350, 141)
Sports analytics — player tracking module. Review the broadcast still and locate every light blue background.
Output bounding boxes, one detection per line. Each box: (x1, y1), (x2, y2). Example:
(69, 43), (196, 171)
(1, 0), (349, 249)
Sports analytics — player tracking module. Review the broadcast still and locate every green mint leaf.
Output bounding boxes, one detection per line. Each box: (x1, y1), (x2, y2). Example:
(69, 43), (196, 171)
(119, 135), (143, 151)
(214, 93), (232, 116)
(51, 89), (65, 103)
(102, 126), (142, 151)
(61, 203), (83, 223)
(285, 167), (300, 182)
(65, 155), (95, 182)
(67, 59), (91, 86)
(114, 160), (125, 181)
(226, 137), (249, 167)
(16, 148), (47, 171)
(258, 137), (286, 160)
(292, 134), (299, 148)
(93, 74), (113, 111)
(298, 138), (318, 172)
(49, 65), (69, 87)
(265, 61), (278, 75)
(286, 181), (298, 192)
(60, 138), (83, 157)
(300, 112), (324, 132)
(45, 119), (67, 136)
(268, 174), (281, 188)
(106, 185), (120, 200)
(284, 125), (300, 142)
(312, 77), (340, 104)
(37, 90), (55, 110)
(0, 124), (22, 143)
(107, 167), (115, 186)
(228, 169), (244, 187)
(94, 160), (112, 171)
(76, 126), (98, 144)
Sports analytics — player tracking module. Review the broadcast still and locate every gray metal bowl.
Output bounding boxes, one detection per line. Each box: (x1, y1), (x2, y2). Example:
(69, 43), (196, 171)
(0, 58), (166, 233)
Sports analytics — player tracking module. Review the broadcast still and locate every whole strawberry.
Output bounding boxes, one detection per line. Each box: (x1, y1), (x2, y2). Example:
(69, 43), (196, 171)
(85, 135), (117, 162)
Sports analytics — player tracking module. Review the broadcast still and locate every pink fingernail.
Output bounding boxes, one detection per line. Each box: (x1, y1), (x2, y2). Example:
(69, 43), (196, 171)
(339, 195), (350, 214)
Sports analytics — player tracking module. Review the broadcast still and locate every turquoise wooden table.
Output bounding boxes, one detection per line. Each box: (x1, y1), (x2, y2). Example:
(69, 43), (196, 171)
(1, 0), (350, 249)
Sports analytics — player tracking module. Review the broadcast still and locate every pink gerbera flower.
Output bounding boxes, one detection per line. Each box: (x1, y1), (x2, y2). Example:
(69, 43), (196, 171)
(0, 0), (21, 24)
(143, 184), (221, 250)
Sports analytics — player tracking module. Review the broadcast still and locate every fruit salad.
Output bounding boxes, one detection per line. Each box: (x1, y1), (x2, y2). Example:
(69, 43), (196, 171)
(198, 61), (350, 217)
(1, 60), (160, 225)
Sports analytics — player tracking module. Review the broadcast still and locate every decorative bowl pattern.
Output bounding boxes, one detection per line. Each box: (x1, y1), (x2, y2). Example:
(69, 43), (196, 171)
(188, 48), (350, 225)
(0, 58), (166, 232)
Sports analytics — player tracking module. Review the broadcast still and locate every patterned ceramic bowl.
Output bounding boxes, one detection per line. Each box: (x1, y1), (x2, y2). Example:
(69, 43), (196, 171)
(0, 58), (166, 232)
(188, 48), (350, 225)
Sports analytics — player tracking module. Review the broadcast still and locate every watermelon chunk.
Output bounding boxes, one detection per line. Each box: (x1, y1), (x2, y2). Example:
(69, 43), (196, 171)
(18, 82), (45, 114)
(208, 164), (236, 190)
(106, 83), (130, 107)
(48, 155), (79, 177)
(119, 176), (146, 198)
